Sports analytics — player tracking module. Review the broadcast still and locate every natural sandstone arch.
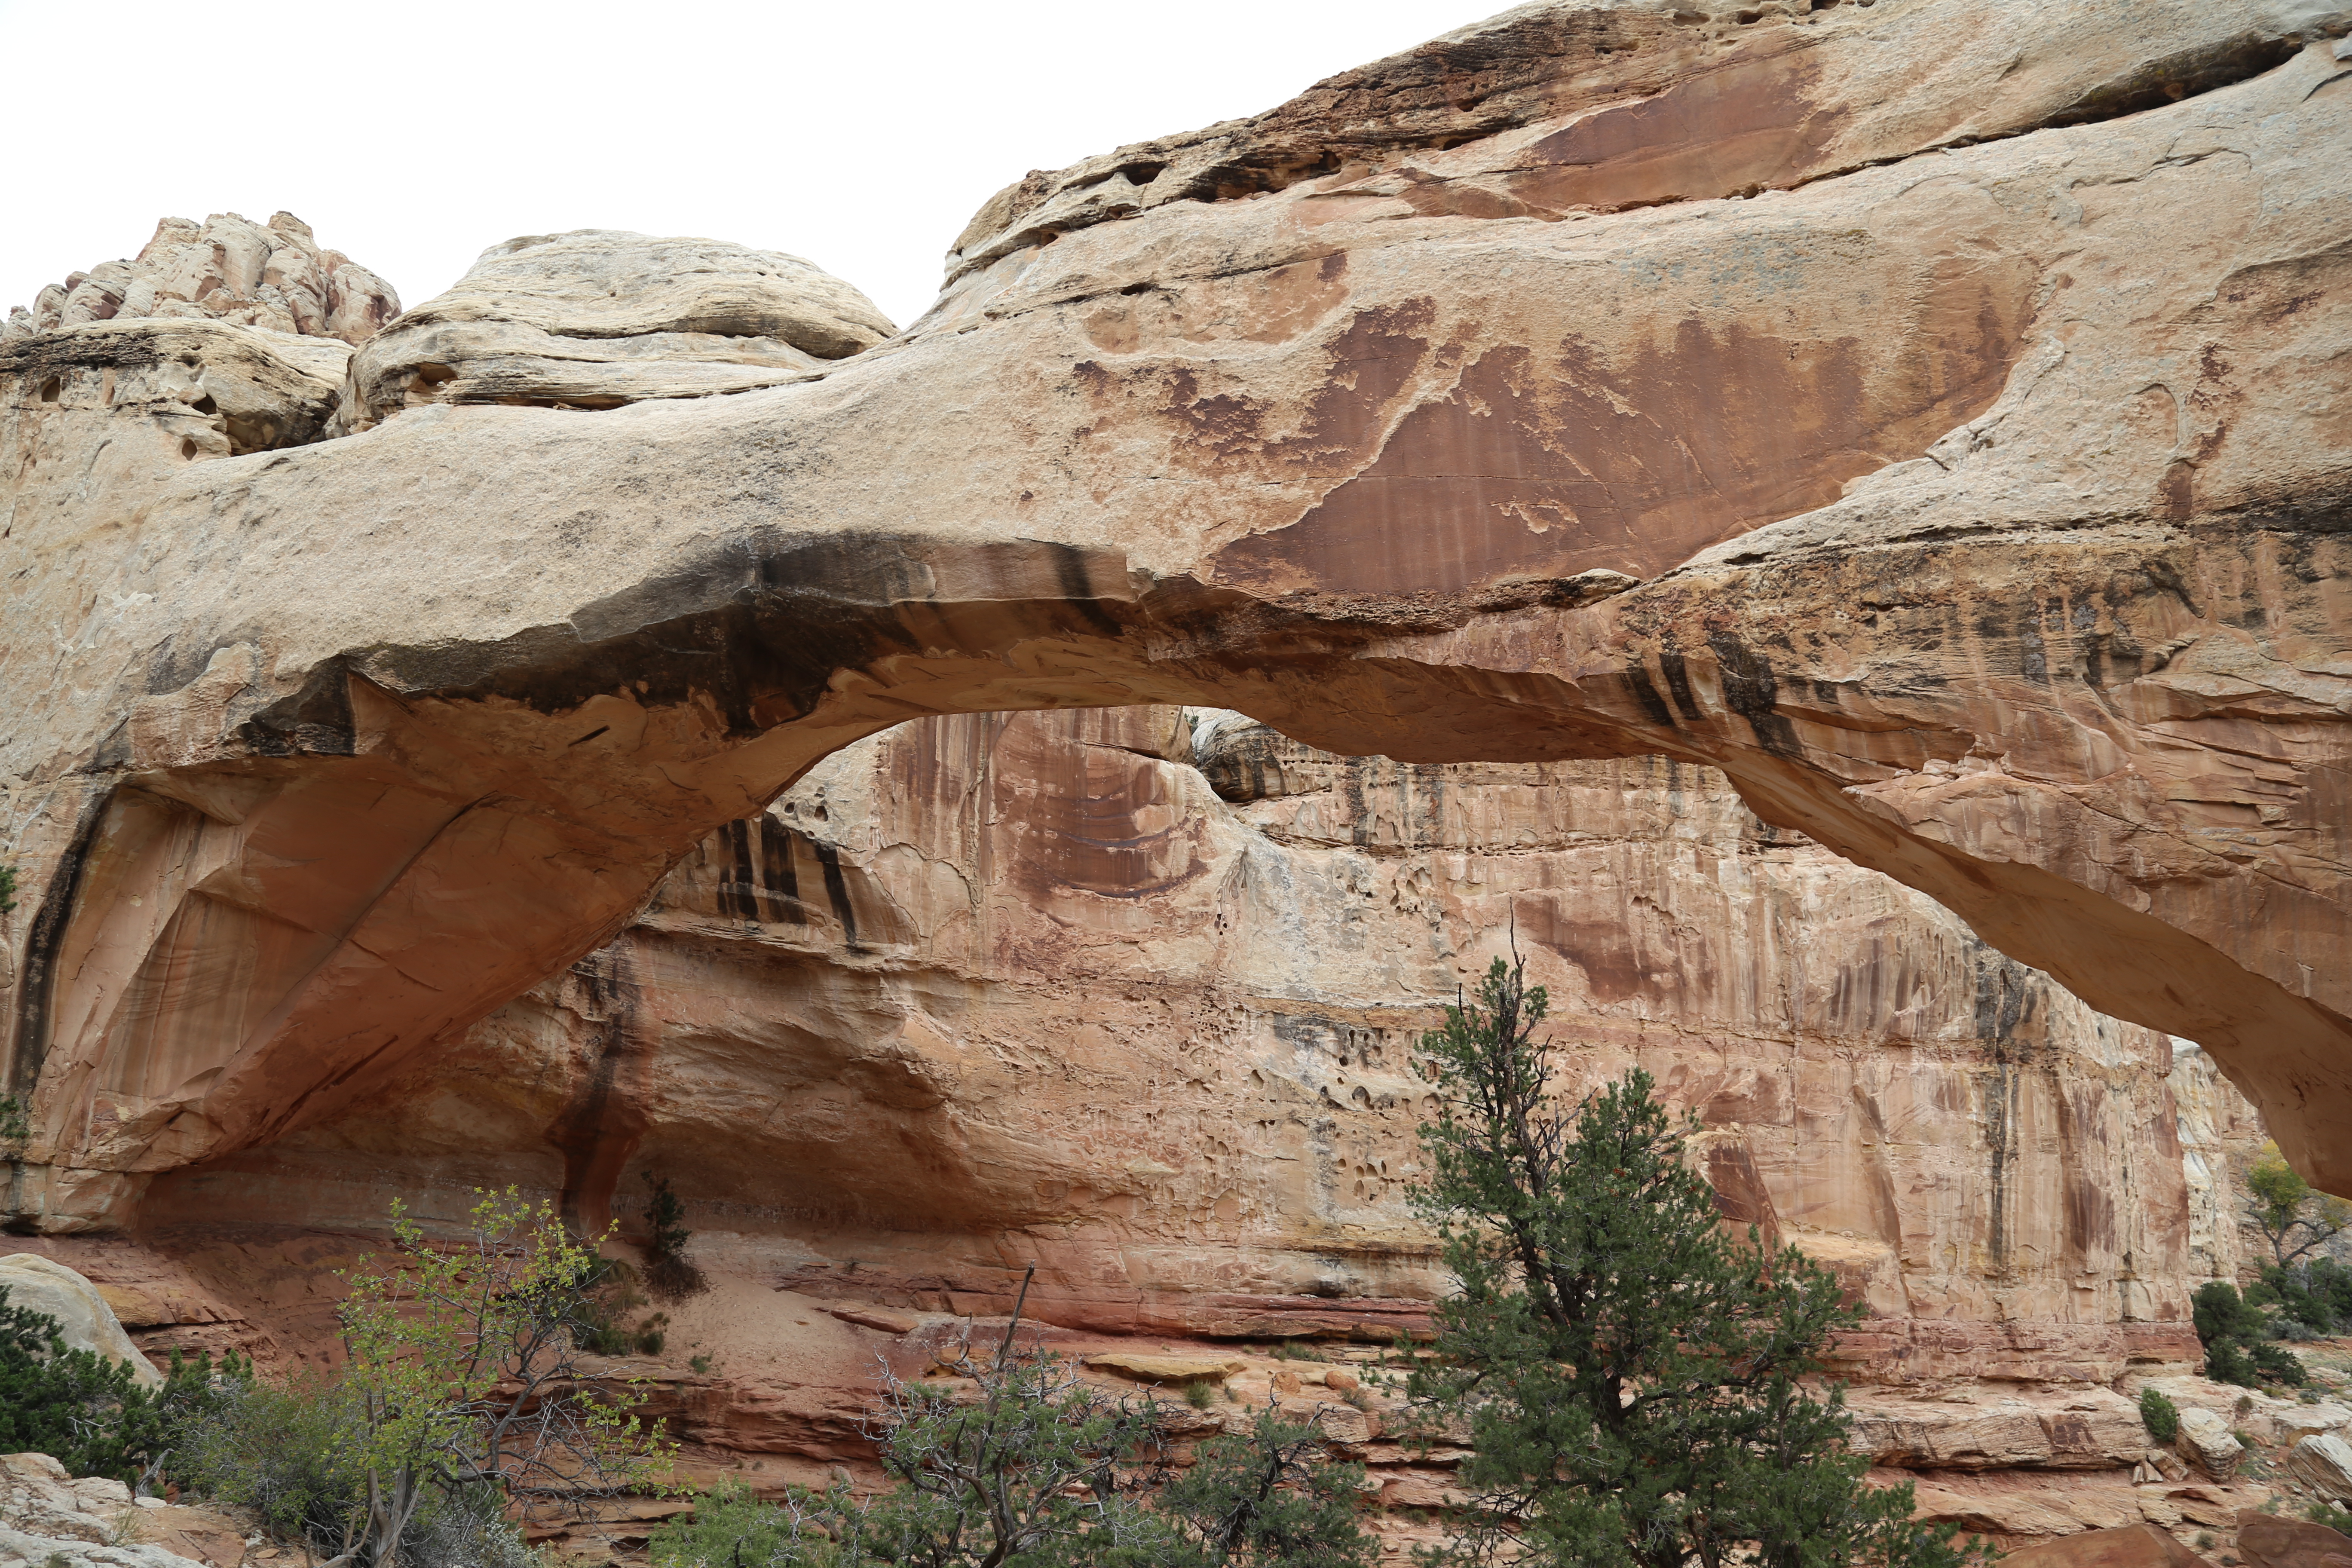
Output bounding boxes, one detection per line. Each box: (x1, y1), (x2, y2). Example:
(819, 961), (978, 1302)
(3, 0), (2348, 1228)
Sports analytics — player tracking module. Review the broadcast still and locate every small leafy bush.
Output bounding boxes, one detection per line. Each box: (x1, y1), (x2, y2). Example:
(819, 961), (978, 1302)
(577, 1261), (670, 1357)
(2140, 1387), (2181, 1444)
(179, 1372), (371, 1554)
(184, 1379), (539, 1568)
(2253, 1259), (2352, 1338)
(650, 1482), (843, 1568)
(1153, 1405), (1378, 1567)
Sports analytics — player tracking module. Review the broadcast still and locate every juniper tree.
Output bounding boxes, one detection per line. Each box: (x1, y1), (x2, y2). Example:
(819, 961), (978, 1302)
(1403, 951), (1980, 1568)
(1152, 1406), (1377, 1568)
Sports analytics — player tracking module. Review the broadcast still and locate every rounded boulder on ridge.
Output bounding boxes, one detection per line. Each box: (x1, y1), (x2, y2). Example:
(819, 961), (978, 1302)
(338, 230), (897, 429)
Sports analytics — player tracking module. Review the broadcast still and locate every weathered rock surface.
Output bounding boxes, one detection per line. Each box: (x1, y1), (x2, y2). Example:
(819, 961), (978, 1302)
(1847, 1389), (2152, 1472)
(1085, 1353), (1245, 1385)
(1908, 1473), (2248, 1543)
(2177, 1408), (2248, 1480)
(334, 231), (895, 431)
(1997, 1523), (2215, 1568)
(0, 318), (352, 494)
(95, 711), (2234, 1397)
(3, 0), (2346, 1230)
(0, 1256), (160, 1386)
(0, 1453), (220, 1568)
(0, 216), (401, 543)
(2290, 1434), (2352, 1501)
(3, 212), (396, 346)
(2236, 1510), (2352, 1568)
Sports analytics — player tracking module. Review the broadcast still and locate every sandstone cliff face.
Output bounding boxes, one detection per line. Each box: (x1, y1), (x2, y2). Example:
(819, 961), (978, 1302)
(129, 707), (2246, 1392)
(0, 0), (2344, 1236)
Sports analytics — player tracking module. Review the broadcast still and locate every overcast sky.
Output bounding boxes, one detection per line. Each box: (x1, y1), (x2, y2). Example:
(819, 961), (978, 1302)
(0, 1), (1491, 332)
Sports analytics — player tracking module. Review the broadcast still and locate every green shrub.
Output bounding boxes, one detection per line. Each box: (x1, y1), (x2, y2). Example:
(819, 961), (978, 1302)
(650, 1483), (841, 1568)
(2195, 1282), (2309, 1389)
(2140, 1387), (2181, 1444)
(1402, 953), (1986, 1568)
(2195, 1281), (2266, 1344)
(403, 1481), (547, 1568)
(577, 1262), (670, 1357)
(178, 1372), (371, 1554)
(181, 1379), (539, 1568)
(0, 1286), (234, 1485)
(1152, 1406), (1378, 1567)
(643, 1173), (707, 1300)
(171, 1192), (652, 1568)
(1184, 1380), (1216, 1410)
(2254, 1259), (2352, 1339)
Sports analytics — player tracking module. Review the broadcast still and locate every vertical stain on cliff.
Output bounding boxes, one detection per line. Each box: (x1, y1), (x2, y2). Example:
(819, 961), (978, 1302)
(1708, 634), (1801, 756)
(544, 943), (657, 1236)
(6, 793), (107, 1101)
(812, 841), (863, 951)
(1975, 957), (2047, 1280)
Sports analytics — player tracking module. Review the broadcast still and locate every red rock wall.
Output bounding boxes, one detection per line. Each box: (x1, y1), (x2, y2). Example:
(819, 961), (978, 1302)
(133, 706), (2254, 1390)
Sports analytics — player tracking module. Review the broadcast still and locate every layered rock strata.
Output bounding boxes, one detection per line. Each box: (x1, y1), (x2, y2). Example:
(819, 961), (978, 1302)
(0, 0), (2346, 1239)
(0, 705), (2276, 1553)
(123, 709), (2245, 1386)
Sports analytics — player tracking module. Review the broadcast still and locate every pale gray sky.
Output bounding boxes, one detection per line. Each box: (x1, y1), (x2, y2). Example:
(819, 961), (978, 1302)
(0, 1), (1490, 331)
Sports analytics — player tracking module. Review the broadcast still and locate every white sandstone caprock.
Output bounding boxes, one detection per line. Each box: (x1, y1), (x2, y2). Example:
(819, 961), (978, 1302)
(0, 211), (397, 348)
(334, 230), (895, 432)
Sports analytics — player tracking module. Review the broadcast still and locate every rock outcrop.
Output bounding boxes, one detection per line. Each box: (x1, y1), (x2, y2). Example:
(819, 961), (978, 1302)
(1998, 1525), (2215, 1568)
(0, 214), (395, 542)
(2236, 1510), (2352, 1568)
(334, 231), (897, 432)
(0, 1256), (160, 1387)
(0, 1453), (233, 1568)
(2, 212), (396, 346)
(0, 0), (2344, 1243)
